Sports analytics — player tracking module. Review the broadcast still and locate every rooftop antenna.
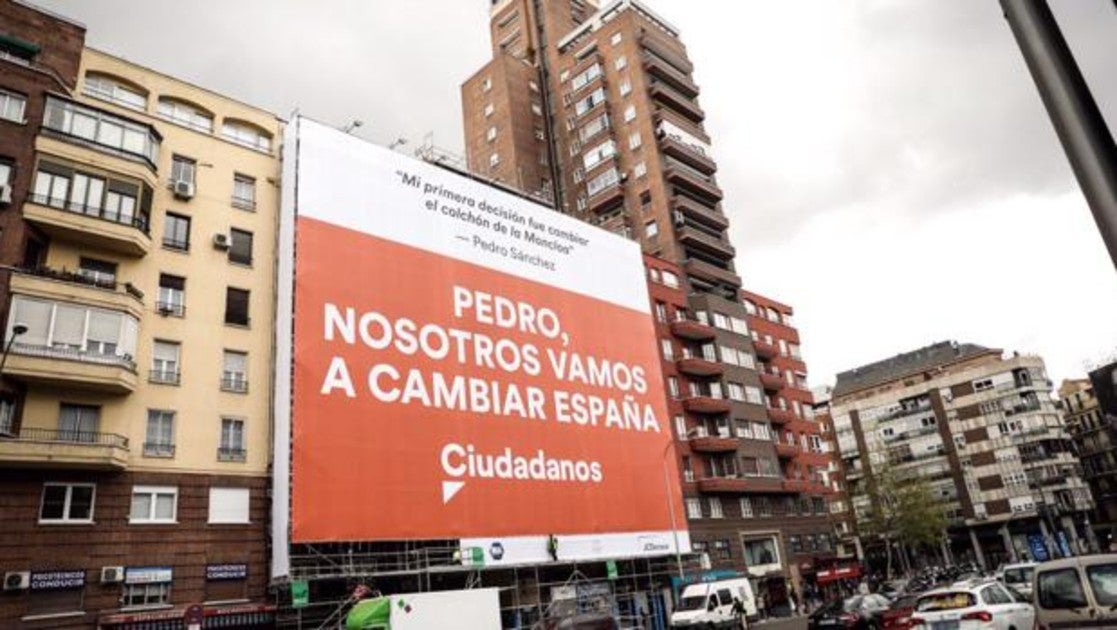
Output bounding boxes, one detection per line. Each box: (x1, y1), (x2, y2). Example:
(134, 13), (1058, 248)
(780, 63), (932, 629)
(341, 119), (363, 134)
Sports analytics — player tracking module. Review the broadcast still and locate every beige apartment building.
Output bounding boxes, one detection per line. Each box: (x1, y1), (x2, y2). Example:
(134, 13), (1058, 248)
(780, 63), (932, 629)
(0, 34), (279, 628)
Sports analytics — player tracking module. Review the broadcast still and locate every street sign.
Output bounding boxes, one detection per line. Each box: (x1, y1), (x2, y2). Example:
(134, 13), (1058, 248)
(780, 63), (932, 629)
(291, 580), (309, 609)
(1028, 534), (1050, 562)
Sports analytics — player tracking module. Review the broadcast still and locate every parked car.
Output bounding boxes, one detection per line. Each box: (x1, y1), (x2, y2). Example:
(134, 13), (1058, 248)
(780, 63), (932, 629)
(994, 562), (1037, 599)
(880, 595), (918, 630)
(807, 594), (891, 629)
(908, 580), (1034, 629)
(1033, 553), (1117, 629)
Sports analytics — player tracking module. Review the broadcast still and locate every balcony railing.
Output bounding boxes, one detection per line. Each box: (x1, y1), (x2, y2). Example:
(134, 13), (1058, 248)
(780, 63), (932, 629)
(15, 265), (145, 300)
(10, 427), (129, 448)
(218, 447), (247, 462)
(683, 257), (741, 288)
(767, 408), (795, 424)
(221, 375), (249, 393)
(8, 342), (136, 370)
(643, 51), (699, 97)
(149, 369), (180, 385)
(669, 315), (716, 341)
(27, 193), (150, 234)
(143, 442), (175, 457)
(155, 301), (186, 317)
(650, 80), (705, 123)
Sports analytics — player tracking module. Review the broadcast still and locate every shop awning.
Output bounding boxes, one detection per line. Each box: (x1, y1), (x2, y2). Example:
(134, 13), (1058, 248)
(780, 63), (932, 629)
(816, 564), (862, 584)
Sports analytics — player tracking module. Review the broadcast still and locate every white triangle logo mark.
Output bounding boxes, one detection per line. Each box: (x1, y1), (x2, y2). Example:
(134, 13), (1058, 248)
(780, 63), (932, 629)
(442, 480), (465, 504)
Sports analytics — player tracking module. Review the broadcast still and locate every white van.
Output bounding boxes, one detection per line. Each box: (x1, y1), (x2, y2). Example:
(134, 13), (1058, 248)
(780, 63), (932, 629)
(670, 578), (754, 628)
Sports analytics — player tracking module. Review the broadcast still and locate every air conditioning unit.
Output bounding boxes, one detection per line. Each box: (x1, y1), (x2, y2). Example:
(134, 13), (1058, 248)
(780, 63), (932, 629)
(100, 566), (124, 584)
(172, 180), (195, 200)
(0, 184), (11, 205)
(4, 571), (29, 591)
(213, 233), (230, 250)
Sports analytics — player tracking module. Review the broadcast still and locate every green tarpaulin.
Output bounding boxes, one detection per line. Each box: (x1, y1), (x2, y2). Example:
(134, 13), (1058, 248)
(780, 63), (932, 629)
(346, 597), (392, 630)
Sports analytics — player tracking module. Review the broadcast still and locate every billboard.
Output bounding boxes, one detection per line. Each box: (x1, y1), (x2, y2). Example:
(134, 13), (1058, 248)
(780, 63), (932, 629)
(272, 117), (687, 576)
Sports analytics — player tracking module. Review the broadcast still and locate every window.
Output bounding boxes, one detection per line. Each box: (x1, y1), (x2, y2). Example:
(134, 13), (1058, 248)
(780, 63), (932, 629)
(489, 153), (500, 168)
(614, 55), (627, 70)
(39, 483), (95, 523)
(654, 302), (668, 323)
(158, 97), (213, 132)
(583, 139), (616, 170)
(481, 77), (492, 92)
(222, 350), (248, 393)
(634, 161), (647, 178)
(0, 160), (11, 187)
(574, 88), (606, 116)
(58, 404), (99, 442)
(708, 497), (723, 518)
(483, 103), (494, 117)
(44, 97), (160, 163)
(667, 376), (680, 398)
(973, 378), (994, 392)
(232, 174), (255, 209)
(77, 257), (117, 286)
(674, 415), (687, 439)
(611, 32), (623, 45)
(0, 398), (14, 435)
(628, 131), (641, 149)
(0, 88), (27, 123)
(1038, 568), (1087, 609)
(645, 220), (659, 238)
(742, 538), (779, 566)
(144, 410), (175, 457)
(224, 288), (250, 326)
(745, 386), (764, 405)
(219, 418), (246, 461)
(528, 80), (539, 92)
(586, 167), (619, 196)
(661, 271), (679, 288)
(170, 155), (195, 185)
(229, 228), (253, 265)
(130, 486), (177, 523)
(150, 340), (181, 384)
(685, 498), (702, 519)
(83, 73), (146, 110)
(486, 126), (497, 141)
(660, 338), (674, 360)
(1086, 564), (1117, 607)
(208, 487), (250, 524)
(221, 120), (272, 152)
(739, 497), (753, 518)
(163, 213), (190, 250)
(623, 105), (636, 122)
(123, 571), (172, 609)
(9, 297), (139, 364)
(571, 63), (602, 91)
(619, 79), (632, 96)
(578, 113), (610, 142)
(727, 383), (746, 402)
(157, 274), (185, 316)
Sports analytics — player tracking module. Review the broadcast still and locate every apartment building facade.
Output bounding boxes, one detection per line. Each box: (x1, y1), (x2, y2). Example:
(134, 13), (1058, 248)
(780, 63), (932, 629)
(462, 0), (838, 607)
(1063, 366), (1117, 548)
(0, 5), (280, 624)
(832, 342), (1095, 572)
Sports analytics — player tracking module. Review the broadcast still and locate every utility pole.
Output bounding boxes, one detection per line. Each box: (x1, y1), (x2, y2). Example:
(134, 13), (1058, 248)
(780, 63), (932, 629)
(1000, 0), (1117, 272)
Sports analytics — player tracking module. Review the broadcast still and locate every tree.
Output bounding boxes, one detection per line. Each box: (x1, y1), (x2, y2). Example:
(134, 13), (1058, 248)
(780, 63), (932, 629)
(861, 462), (949, 578)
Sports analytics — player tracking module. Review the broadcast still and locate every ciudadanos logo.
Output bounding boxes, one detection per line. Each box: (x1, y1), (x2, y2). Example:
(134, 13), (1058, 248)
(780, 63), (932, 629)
(440, 442), (603, 503)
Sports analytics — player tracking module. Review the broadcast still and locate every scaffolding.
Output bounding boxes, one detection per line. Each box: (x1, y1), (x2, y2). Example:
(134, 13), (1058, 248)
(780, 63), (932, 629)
(273, 541), (705, 630)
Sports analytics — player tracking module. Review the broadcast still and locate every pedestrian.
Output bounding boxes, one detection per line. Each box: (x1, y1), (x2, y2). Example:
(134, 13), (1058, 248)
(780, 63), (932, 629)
(788, 588), (799, 616)
(732, 597), (747, 630)
(757, 591), (767, 621)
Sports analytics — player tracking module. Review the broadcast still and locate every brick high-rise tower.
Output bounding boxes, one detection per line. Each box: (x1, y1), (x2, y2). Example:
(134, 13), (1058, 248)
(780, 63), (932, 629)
(463, 0), (837, 602)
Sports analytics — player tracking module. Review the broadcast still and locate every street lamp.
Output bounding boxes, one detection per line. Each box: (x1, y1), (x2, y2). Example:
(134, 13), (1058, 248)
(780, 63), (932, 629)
(0, 323), (28, 375)
(663, 427), (698, 580)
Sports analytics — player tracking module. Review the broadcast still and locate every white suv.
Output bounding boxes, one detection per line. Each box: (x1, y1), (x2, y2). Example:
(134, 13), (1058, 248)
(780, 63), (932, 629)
(909, 579), (1034, 629)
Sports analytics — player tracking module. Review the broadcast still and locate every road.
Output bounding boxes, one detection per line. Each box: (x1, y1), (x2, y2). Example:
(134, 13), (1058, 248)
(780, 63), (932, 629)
(752, 615), (808, 630)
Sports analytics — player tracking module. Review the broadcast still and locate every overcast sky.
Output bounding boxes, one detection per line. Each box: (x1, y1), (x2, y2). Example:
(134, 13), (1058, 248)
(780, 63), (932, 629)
(35, 0), (1117, 388)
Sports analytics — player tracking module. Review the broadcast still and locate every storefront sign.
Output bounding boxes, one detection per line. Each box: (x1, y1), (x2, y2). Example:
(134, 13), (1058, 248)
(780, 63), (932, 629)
(125, 567), (173, 585)
(29, 569), (85, 590)
(205, 564), (247, 581)
(816, 564), (862, 584)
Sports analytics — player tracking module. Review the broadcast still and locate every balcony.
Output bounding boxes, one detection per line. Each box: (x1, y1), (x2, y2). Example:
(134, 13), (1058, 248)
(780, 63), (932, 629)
(664, 160), (722, 203)
(588, 183), (625, 215)
(673, 194), (728, 230)
(643, 51), (700, 98)
(2, 344), (137, 394)
(659, 135), (717, 175)
(753, 339), (779, 360)
(776, 443), (801, 459)
(650, 80), (705, 124)
(759, 372), (785, 392)
(689, 435), (740, 453)
(670, 318), (716, 341)
(676, 356), (723, 377)
(640, 33), (694, 75)
(10, 267), (145, 320)
(682, 396), (732, 415)
(676, 226), (735, 260)
(697, 476), (784, 494)
(684, 258), (741, 288)
(23, 193), (151, 257)
(768, 408), (795, 425)
(783, 479), (821, 493)
(0, 428), (129, 470)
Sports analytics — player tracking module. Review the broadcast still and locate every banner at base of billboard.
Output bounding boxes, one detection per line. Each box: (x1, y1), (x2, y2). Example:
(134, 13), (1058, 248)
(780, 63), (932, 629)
(273, 116), (686, 575)
(460, 530), (691, 567)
